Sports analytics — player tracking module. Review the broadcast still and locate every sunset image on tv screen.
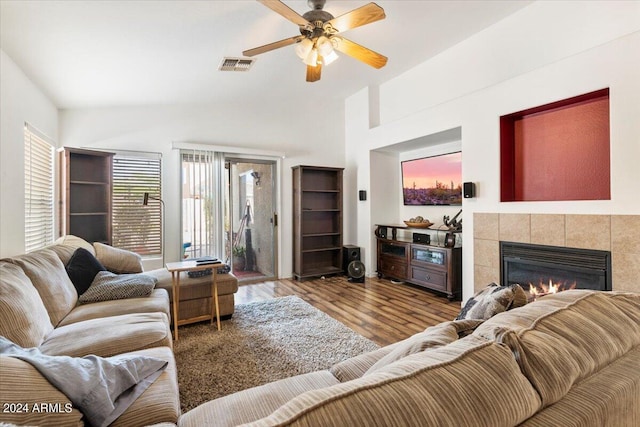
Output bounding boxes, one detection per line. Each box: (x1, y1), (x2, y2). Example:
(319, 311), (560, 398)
(402, 152), (462, 205)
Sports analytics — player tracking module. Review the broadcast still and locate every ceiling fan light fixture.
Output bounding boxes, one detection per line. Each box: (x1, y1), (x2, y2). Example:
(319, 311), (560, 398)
(295, 38), (314, 59)
(321, 49), (338, 65)
(302, 48), (318, 66)
(315, 36), (338, 65)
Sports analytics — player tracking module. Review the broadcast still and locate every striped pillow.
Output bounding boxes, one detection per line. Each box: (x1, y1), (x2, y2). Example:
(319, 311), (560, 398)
(78, 271), (156, 304)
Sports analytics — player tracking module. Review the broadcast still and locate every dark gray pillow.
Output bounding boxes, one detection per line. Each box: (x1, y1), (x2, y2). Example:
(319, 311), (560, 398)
(78, 271), (157, 304)
(66, 247), (107, 296)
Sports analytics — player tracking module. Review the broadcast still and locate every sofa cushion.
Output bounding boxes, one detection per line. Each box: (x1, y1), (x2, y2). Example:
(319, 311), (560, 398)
(110, 346), (181, 427)
(241, 336), (541, 427)
(0, 262), (54, 348)
(94, 242), (143, 274)
(48, 243), (77, 266)
(330, 343), (399, 382)
(151, 269), (239, 300)
(520, 345), (640, 427)
(58, 288), (170, 327)
(473, 290), (640, 407)
(10, 248), (78, 326)
(364, 319), (483, 375)
(456, 282), (528, 320)
(179, 371), (340, 427)
(40, 312), (172, 358)
(55, 234), (96, 257)
(78, 271), (156, 304)
(65, 247), (107, 295)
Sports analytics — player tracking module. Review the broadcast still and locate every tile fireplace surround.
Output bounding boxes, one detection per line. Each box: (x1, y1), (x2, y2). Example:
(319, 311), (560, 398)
(474, 213), (640, 293)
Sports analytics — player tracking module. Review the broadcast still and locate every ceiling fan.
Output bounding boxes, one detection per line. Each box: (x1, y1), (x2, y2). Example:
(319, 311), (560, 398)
(243, 0), (388, 82)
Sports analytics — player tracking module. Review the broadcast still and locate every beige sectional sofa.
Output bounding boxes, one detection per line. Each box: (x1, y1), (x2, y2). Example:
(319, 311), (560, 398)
(2, 236), (638, 427)
(0, 237), (181, 426)
(179, 290), (640, 427)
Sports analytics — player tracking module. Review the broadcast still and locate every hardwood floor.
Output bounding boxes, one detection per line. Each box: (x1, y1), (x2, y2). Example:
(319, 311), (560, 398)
(235, 276), (462, 347)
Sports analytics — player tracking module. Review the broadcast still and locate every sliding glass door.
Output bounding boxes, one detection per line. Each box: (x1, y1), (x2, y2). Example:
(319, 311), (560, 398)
(226, 158), (277, 281)
(180, 149), (277, 282)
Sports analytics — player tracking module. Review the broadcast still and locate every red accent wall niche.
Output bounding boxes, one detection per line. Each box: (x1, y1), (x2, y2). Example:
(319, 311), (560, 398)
(500, 88), (610, 202)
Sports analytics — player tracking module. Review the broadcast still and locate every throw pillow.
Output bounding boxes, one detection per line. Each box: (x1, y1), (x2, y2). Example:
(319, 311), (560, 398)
(93, 242), (144, 274)
(65, 248), (107, 296)
(364, 319), (484, 375)
(78, 271), (157, 304)
(55, 235), (96, 255)
(456, 283), (528, 321)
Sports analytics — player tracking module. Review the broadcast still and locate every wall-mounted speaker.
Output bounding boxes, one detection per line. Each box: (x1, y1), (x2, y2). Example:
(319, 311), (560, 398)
(359, 190), (367, 201)
(463, 182), (476, 198)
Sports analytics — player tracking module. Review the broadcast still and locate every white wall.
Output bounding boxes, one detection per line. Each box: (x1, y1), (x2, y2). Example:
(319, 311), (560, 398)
(0, 50), (59, 258)
(58, 99), (346, 275)
(345, 1), (640, 300)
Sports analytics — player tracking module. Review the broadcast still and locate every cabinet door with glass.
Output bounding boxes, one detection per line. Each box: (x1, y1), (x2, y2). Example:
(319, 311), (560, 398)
(411, 245), (447, 270)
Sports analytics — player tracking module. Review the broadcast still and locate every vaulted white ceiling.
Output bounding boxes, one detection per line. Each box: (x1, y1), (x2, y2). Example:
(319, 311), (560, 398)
(1, 1), (532, 110)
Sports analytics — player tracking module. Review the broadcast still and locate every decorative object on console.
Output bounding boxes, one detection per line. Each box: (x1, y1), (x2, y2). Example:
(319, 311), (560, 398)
(444, 232), (456, 248)
(443, 209), (462, 232)
(403, 216), (433, 228)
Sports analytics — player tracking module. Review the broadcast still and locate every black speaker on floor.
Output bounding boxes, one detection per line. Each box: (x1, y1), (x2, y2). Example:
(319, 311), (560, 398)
(343, 245), (365, 283)
(343, 245), (361, 269)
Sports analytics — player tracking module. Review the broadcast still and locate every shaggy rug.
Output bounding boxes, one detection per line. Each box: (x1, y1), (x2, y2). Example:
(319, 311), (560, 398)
(174, 295), (380, 412)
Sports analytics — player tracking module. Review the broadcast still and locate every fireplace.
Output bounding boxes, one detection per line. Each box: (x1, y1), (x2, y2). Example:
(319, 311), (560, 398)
(500, 242), (612, 297)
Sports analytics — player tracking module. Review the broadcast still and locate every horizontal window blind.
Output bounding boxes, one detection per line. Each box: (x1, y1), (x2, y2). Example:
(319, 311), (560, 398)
(112, 153), (162, 256)
(24, 124), (54, 252)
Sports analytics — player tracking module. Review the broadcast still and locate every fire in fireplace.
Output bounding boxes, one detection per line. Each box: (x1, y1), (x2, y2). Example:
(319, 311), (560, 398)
(500, 242), (611, 300)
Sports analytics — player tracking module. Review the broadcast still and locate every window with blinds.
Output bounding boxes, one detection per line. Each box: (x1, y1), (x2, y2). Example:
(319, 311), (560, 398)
(24, 125), (55, 252)
(180, 150), (225, 260)
(112, 153), (162, 256)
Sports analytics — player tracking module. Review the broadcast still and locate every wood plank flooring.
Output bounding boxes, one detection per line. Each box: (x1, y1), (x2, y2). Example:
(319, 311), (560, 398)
(235, 276), (462, 347)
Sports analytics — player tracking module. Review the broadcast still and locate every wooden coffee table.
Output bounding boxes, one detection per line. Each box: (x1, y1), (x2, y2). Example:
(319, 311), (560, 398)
(165, 260), (223, 340)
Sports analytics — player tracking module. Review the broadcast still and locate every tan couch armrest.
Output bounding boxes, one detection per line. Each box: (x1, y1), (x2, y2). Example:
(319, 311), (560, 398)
(0, 356), (83, 426)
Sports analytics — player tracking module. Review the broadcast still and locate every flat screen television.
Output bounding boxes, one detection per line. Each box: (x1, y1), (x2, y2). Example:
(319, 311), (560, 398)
(402, 151), (462, 205)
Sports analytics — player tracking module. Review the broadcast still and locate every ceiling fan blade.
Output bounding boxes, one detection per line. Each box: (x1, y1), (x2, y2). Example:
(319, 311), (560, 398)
(333, 37), (387, 69)
(306, 63), (322, 82)
(243, 35), (305, 57)
(258, 0), (311, 28)
(325, 3), (385, 33)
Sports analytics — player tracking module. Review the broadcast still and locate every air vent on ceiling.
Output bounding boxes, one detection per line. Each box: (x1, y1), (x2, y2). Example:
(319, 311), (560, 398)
(219, 57), (255, 72)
